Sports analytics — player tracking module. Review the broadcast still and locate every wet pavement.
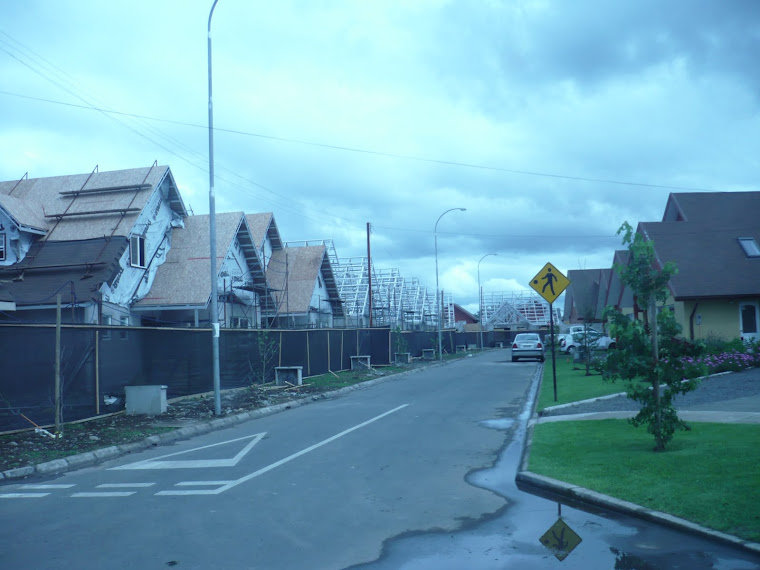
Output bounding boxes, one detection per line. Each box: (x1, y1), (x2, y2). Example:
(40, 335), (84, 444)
(350, 367), (760, 569)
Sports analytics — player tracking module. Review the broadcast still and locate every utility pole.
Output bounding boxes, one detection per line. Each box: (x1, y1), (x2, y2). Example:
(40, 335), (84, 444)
(367, 222), (372, 328)
(207, 0), (222, 416)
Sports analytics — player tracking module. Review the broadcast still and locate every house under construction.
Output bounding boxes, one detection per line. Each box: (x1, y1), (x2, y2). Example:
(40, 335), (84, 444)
(481, 291), (560, 329)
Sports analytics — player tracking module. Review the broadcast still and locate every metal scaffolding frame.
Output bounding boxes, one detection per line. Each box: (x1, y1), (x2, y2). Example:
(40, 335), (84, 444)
(482, 291), (556, 328)
(284, 239), (443, 330)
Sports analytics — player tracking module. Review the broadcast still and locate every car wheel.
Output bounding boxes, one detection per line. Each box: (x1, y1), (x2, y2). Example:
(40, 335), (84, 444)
(511, 356), (518, 362)
(608, 342), (616, 350)
(567, 345), (576, 355)
(539, 356), (545, 362)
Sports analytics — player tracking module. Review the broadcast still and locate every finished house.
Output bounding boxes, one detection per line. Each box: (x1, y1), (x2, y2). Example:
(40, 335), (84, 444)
(564, 191), (760, 343)
(640, 191), (760, 342)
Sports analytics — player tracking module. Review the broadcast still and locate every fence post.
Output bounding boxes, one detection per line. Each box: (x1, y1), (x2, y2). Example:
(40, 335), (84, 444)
(95, 330), (100, 415)
(55, 294), (62, 437)
(306, 330), (311, 376)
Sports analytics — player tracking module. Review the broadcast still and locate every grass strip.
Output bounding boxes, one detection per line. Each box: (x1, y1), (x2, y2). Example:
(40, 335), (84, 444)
(538, 354), (624, 411)
(529, 420), (760, 542)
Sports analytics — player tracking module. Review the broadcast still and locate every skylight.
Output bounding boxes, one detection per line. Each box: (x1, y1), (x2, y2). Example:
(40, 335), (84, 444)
(738, 237), (760, 257)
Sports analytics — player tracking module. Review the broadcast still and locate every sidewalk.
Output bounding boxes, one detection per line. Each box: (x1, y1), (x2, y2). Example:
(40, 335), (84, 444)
(516, 368), (760, 556)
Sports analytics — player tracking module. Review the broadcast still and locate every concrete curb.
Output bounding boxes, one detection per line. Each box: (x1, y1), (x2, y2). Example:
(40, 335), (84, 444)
(516, 469), (760, 556)
(1, 359), (448, 482)
(519, 365), (760, 556)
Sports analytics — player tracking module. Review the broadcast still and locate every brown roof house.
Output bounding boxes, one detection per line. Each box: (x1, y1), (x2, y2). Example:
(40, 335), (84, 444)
(566, 191), (760, 343)
(637, 191), (760, 342)
(133, 212), (272, 328)
(0, 165), (187, 325)
(266, 244), (343, 328)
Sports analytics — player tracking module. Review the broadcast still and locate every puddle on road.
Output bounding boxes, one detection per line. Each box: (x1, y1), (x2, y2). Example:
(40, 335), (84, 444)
(350, 368), (760, 570)
(479, 418), (515, 431)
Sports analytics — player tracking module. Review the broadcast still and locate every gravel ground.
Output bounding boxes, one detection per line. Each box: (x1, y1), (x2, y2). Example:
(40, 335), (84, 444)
(540, 367), (760, 416)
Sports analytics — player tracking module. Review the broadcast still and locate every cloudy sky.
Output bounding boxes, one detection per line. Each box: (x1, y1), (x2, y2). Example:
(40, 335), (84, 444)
(1, 1), (758, 313)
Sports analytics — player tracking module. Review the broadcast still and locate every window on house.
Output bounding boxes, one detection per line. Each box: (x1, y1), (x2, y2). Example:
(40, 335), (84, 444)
(231, 317), (250, 329)
(741, 305), (758, 334)
(119, 315), (129, 340)
(0, 233), (5, 261)
(101, 314), (112, 340)
(738, 237), (760, 257)
(130, 235), (147, 268)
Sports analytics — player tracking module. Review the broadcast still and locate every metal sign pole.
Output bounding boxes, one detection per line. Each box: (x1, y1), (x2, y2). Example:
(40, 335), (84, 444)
(550, 301), (558, 402)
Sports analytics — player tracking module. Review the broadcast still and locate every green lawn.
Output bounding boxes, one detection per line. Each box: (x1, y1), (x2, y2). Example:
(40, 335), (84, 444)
(529, 420), (760, 542)
(537, 354), (625, 411)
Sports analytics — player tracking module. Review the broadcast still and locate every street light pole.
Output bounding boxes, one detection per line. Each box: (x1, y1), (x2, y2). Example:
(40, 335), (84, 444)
(208, 0), (221, 416)
(477, 253), (497, 350)
(435, 207), (466, 361)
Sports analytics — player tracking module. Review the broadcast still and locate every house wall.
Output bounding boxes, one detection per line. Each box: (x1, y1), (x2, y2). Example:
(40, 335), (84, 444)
(100, 182), (179, 308)
(677, 299), (756, 341)
(309, 271), (333, 328)
(0, 209), (36, 266)
(262, 235), (274, 267)
(220, 235), (261, 328)
(8, 306), (88, 324)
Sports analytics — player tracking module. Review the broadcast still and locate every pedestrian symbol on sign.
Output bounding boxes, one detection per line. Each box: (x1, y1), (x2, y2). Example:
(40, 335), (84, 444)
(529, 263), (570, 304)
(537, 267), (558, 296)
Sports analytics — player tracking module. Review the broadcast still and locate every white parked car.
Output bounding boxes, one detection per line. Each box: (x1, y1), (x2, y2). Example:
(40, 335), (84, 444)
(511, 333), (545, 362)
(559, 326), (616, 354)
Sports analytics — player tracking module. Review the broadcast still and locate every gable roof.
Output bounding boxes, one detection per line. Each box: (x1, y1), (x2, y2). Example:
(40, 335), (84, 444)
(453, 303), (478, 324)
(245, 212), (283, 252)
(662, 191), (760, 229)
(267, 245), (343, 317)
(639, 220), (760, 300)
(565, 268), (606, 322)
(0, 165), (187, 242)
(0, 237), (127, 307)
(0, 193), (48, 234)
(606, 250), (633, 310)
(134, 212), (268, 309)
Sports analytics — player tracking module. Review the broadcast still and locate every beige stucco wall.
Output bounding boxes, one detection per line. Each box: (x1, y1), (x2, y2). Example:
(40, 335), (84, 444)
(676, 298), (758, 341)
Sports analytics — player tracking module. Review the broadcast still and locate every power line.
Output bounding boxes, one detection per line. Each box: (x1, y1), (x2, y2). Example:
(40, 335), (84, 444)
(0, 89), (723, 194)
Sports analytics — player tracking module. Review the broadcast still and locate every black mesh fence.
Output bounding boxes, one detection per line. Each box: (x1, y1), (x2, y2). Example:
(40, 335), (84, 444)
(0, 326), (99, 432)
(3, 325), (531, 432)
(0, 325), (413, 432)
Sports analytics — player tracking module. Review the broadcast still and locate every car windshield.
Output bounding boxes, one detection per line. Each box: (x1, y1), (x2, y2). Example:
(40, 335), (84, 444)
(515, 334), (539, 342)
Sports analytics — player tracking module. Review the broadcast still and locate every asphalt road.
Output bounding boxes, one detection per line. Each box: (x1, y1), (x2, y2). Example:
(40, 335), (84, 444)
(4, 351), (758, 569)
(0, 351), (534, 569)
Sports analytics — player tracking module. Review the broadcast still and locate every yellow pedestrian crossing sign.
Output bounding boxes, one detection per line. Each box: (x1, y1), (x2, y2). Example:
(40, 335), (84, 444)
(529, 262), (570, 304)
(539, 518), (582, 561)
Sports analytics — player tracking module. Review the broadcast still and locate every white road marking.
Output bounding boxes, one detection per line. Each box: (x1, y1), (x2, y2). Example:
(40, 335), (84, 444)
(72, 492), (135, 498)
(97, 483), (155, 488)
(20, 484), (76, 489)
(157, 404), (409, 496)
(174, 481), (233, 486)
(0, 493), (50, 499)
(112, 432), (266, 470)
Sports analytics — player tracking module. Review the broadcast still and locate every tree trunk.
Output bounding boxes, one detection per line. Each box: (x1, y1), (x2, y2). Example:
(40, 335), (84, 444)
(649, 298), (663, 450)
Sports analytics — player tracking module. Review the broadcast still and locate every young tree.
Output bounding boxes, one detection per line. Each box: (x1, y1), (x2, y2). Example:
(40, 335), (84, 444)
(602, 222), (702, 451)
(250, 330), (278, 384)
